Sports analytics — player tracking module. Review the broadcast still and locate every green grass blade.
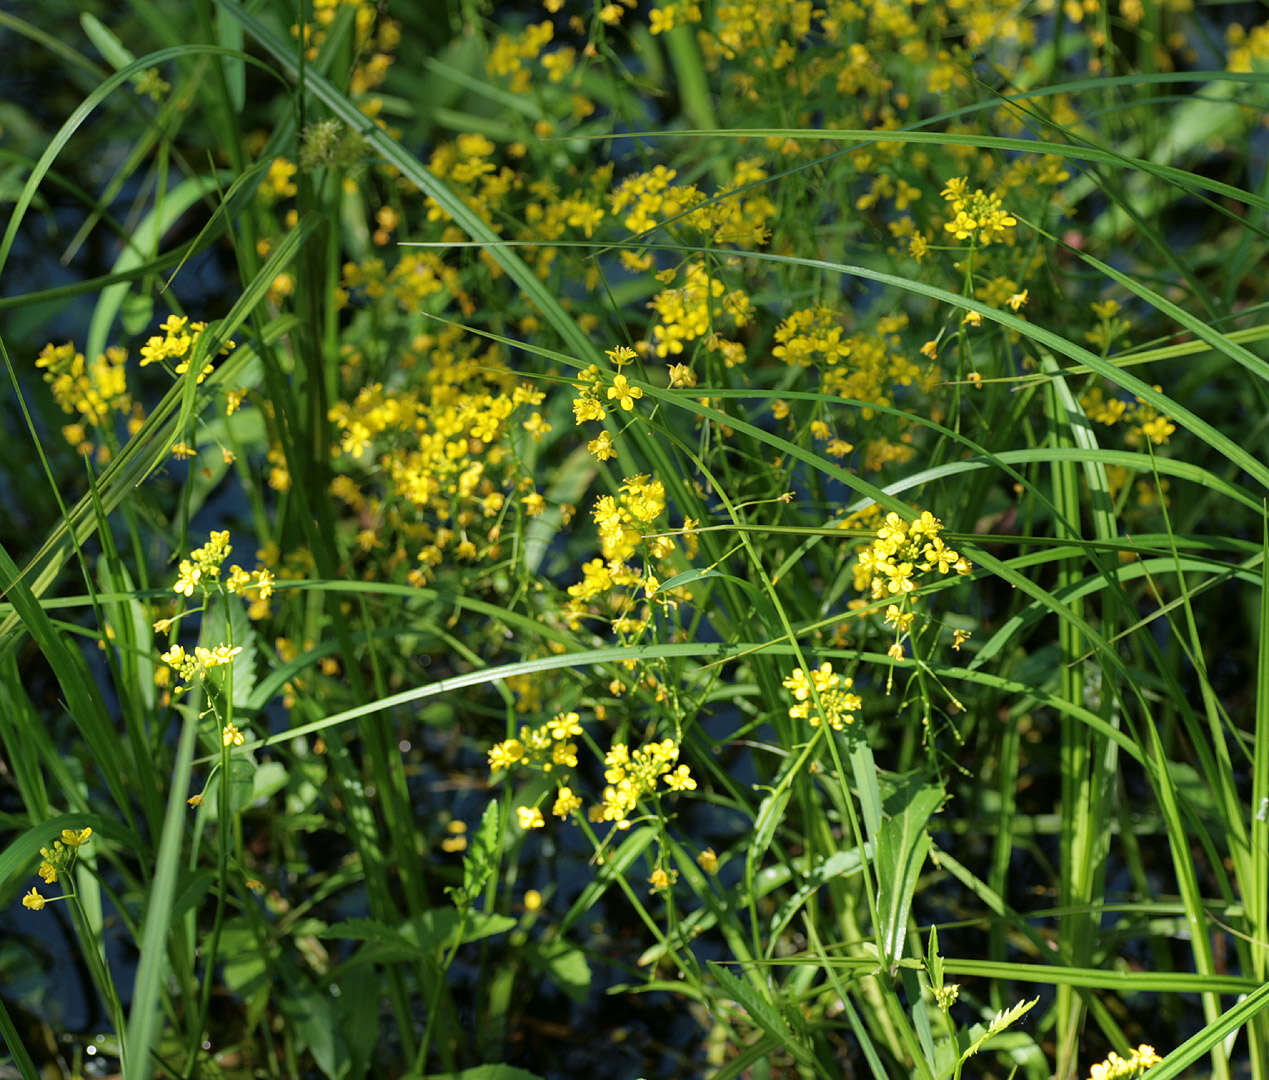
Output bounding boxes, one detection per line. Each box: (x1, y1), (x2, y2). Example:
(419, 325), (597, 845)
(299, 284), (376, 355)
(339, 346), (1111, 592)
(1144, 983), (1269, 1080)
(122, 708), (199, 1080)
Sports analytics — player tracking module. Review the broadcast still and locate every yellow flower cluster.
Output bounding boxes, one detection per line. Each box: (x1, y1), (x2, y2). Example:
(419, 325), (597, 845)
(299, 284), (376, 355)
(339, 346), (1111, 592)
(595, 738), (695, 829)
(570, 356), (644, 428)
(940, 177), (1018, 247)
(1227, 21), (1269, 71)
(855, 511), (971, 600)
(772, 307), (852, 368)
(423, 134), (523, 240)
(610, 164), (706, 234)
(1085, 298), (1133, 352)
(852, 511), (972, 657)
(592, 474), (668, 562)
(325, 327), (550, 582)
(328, 381), (421, 458)
(434, 132), (499, 186)
(488, 710), (583, 775)
(1086, 1044), (1163, 1080)
(766, 309), (932, 468)
(564, 470), (699, 633)
(156, 532), (273, 697)
(341, 252), (463, 312)
(702, 0), (812, 61)
(172, 530), (233, 597)
(1081, 386), (1176, 447)
(36, 342), (132, 431)
(21, 828), (92, 913)
(290, 0), (398, 100)
(490, 716), (693, 831)
(171, 531), (273, 607)
(260, 157), (298, 200)
(487, 20), (555, 90)
(138, 314), (234, 382)
(609, 162), (776, 247)
(160, 642), (243, 692)
(783, 661), (862, 730)
(647, 261), (752, 358)
(822, 315), (932, 414)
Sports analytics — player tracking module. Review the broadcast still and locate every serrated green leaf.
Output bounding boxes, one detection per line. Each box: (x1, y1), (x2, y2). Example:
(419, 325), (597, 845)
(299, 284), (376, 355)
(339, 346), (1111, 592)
(449, 799), (500, 909)
(958, 997), (1039, 1065)
(709, 963), (813, 1067)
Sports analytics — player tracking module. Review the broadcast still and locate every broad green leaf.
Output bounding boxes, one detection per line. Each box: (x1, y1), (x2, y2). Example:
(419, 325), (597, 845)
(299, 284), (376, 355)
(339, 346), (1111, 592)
(745, 786), (790, 901)
(525, 938), (592, 1004)
(876, 773), (945, 968)
(279, 982), (349, 1080)
(420, 1067), (546, 1080)
(199, 593), (258, 710)
(325, 910), (517, 957)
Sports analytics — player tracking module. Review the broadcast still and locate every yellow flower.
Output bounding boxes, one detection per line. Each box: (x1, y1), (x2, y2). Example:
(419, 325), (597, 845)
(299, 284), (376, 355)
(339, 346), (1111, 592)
(649, 6), (676, 34)
(22, 888), (46, 911)
(605, 344), (637, 368)
(522, 412), (551, 442)
(548, 711), (583, 740)
(516, 805), (545, 830)
(553, 786), (583, 818)
(61, 827), (92, 848)
(173, 562), (201, 597)
(697, 848), (719, 873)
(573, 394), (606, 424)
(667, 362), (696, 388)
(489, 738), (526, 771)
(664, 763), (696, 791)
(884, 604), (915, 631)
(222, 722), (246, 747)
(607, 374), (643, 411)
(588, 430), (617, 461)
